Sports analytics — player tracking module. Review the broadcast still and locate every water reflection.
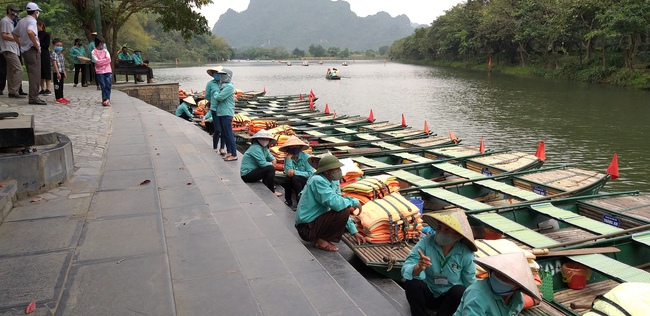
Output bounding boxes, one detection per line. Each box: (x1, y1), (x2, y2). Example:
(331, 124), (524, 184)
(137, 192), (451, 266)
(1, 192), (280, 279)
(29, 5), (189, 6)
(154, 60), (650, 192)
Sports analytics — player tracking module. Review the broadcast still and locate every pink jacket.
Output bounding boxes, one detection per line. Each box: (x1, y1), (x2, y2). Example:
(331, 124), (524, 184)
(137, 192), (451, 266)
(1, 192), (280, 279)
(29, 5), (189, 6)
(92, 48), (112, 74)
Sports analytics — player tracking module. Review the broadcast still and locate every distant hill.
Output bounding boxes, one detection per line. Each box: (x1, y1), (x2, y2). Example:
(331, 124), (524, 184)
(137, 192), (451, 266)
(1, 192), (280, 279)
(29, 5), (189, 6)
(212, 0), (417, 51)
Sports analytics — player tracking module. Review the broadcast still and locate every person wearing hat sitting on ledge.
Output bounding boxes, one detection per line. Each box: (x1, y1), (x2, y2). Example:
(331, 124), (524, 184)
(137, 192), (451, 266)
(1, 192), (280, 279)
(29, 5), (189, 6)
(279, 136), (314, 209)
(453, 252), (541, 316)
(175, 96), (195, 121)
(295, 155), (366, 252)
(240, 129), (281, 195)
(401, 211), (478, 316)
(133, 50), (154, 83)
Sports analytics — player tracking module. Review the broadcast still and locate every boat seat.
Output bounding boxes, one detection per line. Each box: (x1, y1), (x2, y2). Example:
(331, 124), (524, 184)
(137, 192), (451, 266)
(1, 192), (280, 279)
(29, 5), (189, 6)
(392, 152), (431, 163)
(434, 163), (485, 180)
(305, 130), (327, 137)
(631, 231), (650, 247)
(471, 213), (559, 248)
(476, 179), (543, 201)
(568, 254), (650, 283)
(377, 143), (402, 151)
(530, 203), (623, 235)
(387, 170), (436, 187)
(334, 127), (358, 134)
(420, 188), (488, 211)
(353, 157), (391, 168)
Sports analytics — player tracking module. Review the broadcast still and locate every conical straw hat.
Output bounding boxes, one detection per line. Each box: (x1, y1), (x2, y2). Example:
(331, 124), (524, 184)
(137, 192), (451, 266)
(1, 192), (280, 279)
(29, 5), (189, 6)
(422, 210), (477, 252)
(182, 96), (196, 105)
(279, 136), (309, 152)
(206, 66), (224, 76)
(251, 129), (277, 143)
(474, 252), (542, 301)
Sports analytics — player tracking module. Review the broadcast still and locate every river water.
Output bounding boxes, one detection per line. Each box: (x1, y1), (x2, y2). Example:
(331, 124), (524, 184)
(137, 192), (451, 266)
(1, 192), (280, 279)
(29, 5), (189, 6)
(154, 60), (650, 193)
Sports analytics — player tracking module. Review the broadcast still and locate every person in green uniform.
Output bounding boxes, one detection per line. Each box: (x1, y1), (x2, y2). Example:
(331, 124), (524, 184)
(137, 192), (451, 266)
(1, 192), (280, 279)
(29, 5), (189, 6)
(453, 252), (541, 316)
(132, 50), (154, 83)
(294, 155), (366, 252)
(240, 129), (281, 195)
(401, 211), (478, 316)
(175, 96), (195, 121)
(205, 66), (225, 154)
(69, 38), (88, 87)
(279, 136), (314, 208)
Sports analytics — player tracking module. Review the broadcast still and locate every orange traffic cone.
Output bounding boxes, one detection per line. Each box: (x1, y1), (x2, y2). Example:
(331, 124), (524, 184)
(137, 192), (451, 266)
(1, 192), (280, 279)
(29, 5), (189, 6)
(479, 137), (485, 153)
(449, 130), (458, 143)
(534, 141), (546, 162)
(401, 114), (406, 127)
(368, 109), (375, 122)
(263, 86), (266, 93)
(424, 121), (429, 134)
(606, 153), (619, 180)
(324, 103), (330, 114)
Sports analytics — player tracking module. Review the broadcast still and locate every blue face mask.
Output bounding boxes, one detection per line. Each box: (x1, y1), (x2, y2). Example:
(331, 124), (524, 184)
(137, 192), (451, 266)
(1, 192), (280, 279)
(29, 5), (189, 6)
(489, 274), (516, 296)
(54, 46), (63, 53)
(288, 148), (302, 155)
(213, 74), (220, 81)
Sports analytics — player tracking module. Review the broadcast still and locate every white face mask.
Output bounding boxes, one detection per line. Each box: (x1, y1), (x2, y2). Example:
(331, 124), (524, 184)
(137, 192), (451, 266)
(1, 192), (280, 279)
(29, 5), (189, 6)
(258, 139), (270, 147)
(35, 11), (39, 18)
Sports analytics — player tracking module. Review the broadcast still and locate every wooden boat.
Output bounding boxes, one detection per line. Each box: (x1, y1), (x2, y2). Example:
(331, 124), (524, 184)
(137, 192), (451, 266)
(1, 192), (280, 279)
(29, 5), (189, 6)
(326, 74), (341, 80)
(302, 61), (309, 66)
(286, 61), (292, 66)
(344, 191), (650, 315)
(342, 61), (348, 66)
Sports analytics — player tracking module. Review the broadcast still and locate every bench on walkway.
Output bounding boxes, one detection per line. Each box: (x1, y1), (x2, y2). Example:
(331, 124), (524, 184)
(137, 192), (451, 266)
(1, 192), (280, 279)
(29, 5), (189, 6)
(113, 60), (149, 83)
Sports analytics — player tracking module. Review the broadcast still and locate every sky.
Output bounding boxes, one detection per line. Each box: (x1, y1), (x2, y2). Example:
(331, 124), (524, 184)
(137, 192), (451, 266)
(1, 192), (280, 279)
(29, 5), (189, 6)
(202, 0), (466, 28)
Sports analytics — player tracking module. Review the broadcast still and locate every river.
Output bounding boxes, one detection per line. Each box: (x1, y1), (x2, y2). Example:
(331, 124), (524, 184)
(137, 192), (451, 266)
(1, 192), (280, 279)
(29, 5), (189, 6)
(153, 60), (650, 193)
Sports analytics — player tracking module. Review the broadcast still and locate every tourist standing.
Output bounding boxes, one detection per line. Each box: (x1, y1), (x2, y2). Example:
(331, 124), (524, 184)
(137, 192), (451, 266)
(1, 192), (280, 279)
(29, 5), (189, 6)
(91, 36), (111, 106)
(13, 2), (44, 105)
(37, 19), (51, 95)
(70, 38), (88, 87)
(0, 4), (23, 98)
(50, 38), (69, 104)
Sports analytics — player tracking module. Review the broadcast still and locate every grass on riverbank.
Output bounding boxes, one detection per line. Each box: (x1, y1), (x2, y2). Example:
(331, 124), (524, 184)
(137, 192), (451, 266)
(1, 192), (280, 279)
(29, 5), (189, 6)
(408, 58), (650, 90)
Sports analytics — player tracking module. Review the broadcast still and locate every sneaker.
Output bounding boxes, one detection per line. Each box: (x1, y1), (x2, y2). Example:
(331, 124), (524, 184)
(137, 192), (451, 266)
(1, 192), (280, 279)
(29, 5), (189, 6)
(18, 91), (27, 95)
(73, 84), (77, 87)
(82, 84), (88, 87)
(38, 89), (45, 95)
(62, 98), (70, 103)
(44, 90), (52, 96)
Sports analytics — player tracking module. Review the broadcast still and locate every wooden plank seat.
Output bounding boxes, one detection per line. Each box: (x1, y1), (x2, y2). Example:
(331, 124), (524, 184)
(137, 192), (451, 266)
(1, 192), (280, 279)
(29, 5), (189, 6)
(113, 60), (149, 83)
(471, 212), (559, 248)
(569, 253), (650, 283)
(530, 203), (623, 235)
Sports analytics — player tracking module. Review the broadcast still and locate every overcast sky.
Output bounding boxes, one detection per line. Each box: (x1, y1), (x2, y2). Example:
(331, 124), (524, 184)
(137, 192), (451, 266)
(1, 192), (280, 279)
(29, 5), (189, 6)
(202, 0), (466, 28)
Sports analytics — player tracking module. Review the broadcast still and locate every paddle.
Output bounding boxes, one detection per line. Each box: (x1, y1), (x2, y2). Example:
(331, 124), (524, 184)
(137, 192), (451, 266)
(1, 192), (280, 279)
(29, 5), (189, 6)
(531, 246), (620, 257)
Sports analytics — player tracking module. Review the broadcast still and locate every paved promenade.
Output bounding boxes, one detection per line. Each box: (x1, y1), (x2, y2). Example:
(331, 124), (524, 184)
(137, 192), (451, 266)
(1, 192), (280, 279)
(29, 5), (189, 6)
(0, 84), (407, 315)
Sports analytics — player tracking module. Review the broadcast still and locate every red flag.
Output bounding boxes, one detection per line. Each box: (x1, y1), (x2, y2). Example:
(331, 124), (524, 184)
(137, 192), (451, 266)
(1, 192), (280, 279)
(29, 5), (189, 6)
(309, 98), (314, 110)
(534, 141), (546, 162)
(401, 114), (406, 127)
(449, 130), (458, 143)
(299, 93), (303, 101)
(424, 121), (429, 134)
(368, 109), (375, 122)
(606, 153), (619, 180)
(324, 103), (330, 114)
(309, 89), (315, 99)
(263, 86), (266, 93)
(26, 301), (36, 314)
(479, 137), (485, 154)
(488, 56), (492, 69)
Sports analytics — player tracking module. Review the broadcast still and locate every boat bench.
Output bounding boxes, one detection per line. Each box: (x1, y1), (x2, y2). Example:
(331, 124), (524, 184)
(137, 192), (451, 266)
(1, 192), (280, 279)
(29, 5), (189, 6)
(530, 203), (623, 235)
(113, 60), (149, 83)
(472, 212), (559, 248)
(421, 188), (488, 211)
(569, 254), (650, 283)
(476, 179), (543, 201)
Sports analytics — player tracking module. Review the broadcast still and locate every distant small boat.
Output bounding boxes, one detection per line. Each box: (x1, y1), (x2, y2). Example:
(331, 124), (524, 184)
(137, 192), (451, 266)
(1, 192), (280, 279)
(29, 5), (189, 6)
(302, 61), (309, 66)
(318, 60), (323, 65)
(326, 75), (341, 80)
(286, 61), (292, 66)
(342, 61), (348, 66)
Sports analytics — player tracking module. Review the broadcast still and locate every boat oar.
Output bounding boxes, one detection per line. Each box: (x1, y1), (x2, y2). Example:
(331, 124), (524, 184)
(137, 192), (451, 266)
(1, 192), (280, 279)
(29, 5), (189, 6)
(531, 246), (620, 257)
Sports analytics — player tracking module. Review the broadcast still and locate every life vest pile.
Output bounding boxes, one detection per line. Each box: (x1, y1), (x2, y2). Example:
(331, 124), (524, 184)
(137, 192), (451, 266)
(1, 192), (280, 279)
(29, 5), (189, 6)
(248, 120), (278, 135)
(351, 193), (422, 244)
(341, 175), (400, 204)
(583, 283), (650, 316)
(338, 158), (364, 183)
(232, 113), (251, 131)
(266, 125), (296, 137)
(178, 89), (189, 99)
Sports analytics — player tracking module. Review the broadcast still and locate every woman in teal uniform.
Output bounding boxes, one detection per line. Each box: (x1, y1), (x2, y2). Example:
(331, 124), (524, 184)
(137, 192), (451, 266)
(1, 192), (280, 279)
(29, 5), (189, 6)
(279, 136), (314, 208)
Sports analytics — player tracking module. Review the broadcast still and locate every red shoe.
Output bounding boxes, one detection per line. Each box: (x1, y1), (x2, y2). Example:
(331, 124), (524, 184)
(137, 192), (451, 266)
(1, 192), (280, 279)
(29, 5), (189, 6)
(62, 98), (71, 103)
(56, 98), (67, 104)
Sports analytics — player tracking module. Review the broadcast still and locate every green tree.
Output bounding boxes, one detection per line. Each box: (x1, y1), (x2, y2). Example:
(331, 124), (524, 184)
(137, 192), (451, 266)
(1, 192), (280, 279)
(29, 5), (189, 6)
(308, 44), (326, 57)
(292, 48), (305, 58)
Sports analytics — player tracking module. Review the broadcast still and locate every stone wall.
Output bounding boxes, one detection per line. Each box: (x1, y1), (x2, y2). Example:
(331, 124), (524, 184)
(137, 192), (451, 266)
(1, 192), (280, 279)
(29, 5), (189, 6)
(115, 83), (179, 113)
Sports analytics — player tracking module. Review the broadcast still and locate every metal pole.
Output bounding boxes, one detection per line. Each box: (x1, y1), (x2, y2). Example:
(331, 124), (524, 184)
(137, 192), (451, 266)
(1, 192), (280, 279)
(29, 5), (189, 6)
(94, 0), (102, 36)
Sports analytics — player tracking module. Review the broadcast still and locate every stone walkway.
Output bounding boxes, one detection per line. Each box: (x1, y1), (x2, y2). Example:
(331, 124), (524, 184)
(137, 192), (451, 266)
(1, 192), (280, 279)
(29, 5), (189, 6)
(0, 83), (407, 315)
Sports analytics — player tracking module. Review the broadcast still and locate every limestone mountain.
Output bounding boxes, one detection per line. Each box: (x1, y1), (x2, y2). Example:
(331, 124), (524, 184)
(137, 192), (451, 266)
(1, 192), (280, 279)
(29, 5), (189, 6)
(211, 0), (417, 51)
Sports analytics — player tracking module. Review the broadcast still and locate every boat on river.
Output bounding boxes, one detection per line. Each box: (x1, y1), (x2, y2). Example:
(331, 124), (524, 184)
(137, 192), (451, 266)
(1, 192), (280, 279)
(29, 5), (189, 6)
(343, 191), (650, 315)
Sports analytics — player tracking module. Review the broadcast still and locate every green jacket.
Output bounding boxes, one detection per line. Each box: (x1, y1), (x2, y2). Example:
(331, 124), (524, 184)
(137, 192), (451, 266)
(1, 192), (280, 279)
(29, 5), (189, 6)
(452, 279), (524, 316)
(284, 151), (315, 178)
(294, 174), (359, 234)
(240, 142), (273, 176)
(117, 52), (132, 60)
(205, 79), (219, 112)
(70, 45), (86, 64)
(213, 82), (235, 117)
(175, 102), (193, 119)
(401, 234), (476, 297)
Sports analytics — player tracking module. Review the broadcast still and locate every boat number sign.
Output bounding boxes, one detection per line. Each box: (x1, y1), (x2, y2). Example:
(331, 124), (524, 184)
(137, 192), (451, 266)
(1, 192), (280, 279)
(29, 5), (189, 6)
(602, 214), (621, 227)
(482, 168), (492, 176)
(532, 185), (547, 196)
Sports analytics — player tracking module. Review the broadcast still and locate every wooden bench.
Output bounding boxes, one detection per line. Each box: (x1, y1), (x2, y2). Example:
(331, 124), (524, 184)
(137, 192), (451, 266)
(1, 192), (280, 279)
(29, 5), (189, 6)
(113, 60), (149, 83)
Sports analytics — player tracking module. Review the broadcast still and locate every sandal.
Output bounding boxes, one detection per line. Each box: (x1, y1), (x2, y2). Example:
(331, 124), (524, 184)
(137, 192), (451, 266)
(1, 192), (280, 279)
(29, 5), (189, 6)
(219, 149), (227, 156)
(314, 241), (338, 252)
(274, 192), (282, 197)
(224, 156), (238, 161)
(284, 200), (292, 207)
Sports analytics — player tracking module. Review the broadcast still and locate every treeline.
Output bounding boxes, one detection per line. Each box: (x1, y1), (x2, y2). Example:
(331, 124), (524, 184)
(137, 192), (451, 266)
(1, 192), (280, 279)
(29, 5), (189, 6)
(233, 45), (389, 60)
(389, 0), (650, 89)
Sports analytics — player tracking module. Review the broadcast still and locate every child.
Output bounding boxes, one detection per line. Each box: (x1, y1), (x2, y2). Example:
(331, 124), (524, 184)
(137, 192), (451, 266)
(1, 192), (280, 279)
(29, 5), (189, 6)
(91, 36), (112, 106)
(50, 38), (69, 104)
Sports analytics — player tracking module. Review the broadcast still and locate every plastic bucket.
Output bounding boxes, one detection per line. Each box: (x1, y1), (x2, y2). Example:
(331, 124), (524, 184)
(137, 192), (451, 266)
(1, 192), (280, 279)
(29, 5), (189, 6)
(409, 198), (424, 215)
(561, 263), (590, 290)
